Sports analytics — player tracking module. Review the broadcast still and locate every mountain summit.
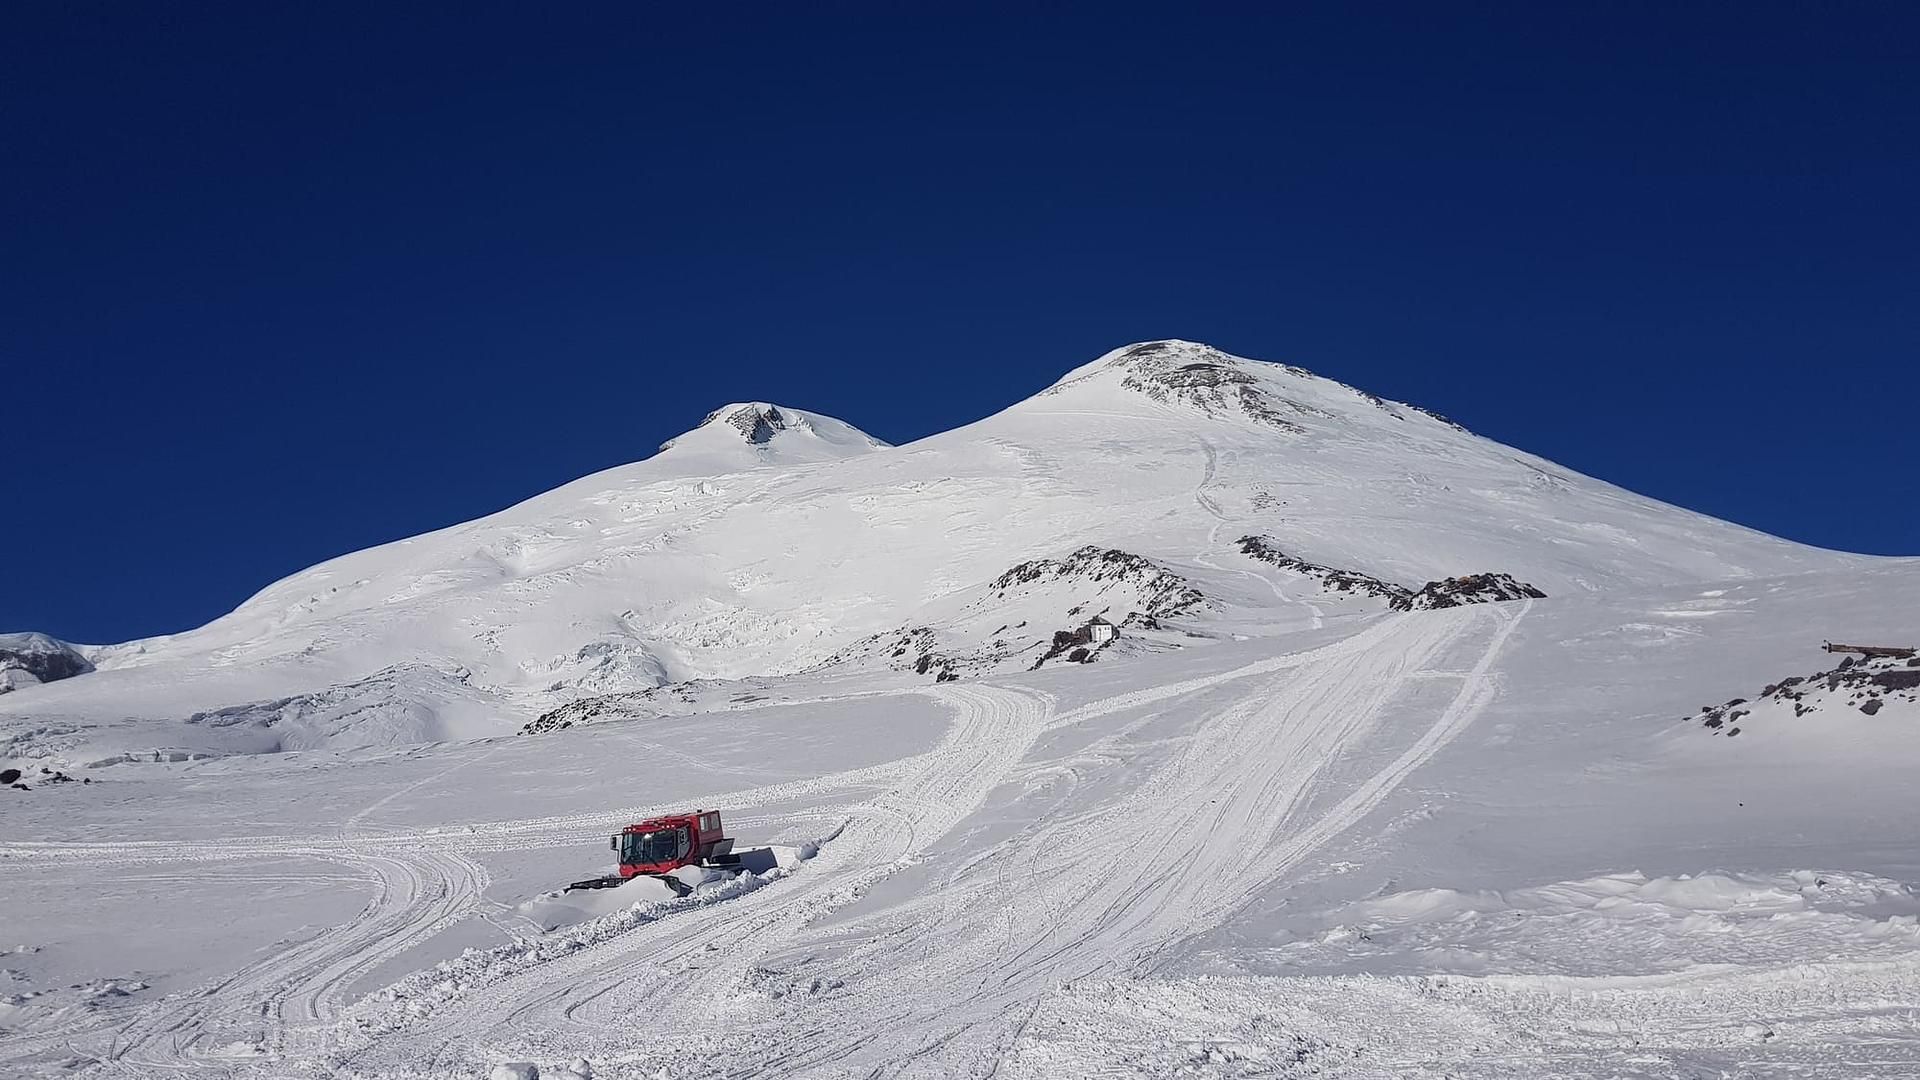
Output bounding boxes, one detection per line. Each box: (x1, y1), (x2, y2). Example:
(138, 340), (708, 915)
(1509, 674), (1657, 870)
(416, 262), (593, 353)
(0, 341), (1850, 758)
(659, 402), (889, 462)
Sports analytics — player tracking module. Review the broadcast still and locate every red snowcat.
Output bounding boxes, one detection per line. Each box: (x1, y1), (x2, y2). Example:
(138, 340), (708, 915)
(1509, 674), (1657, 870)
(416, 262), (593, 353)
(567, 809), (741, 895)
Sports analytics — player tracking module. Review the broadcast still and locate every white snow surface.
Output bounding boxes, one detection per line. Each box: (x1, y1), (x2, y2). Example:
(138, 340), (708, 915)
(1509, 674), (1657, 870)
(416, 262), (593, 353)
(1, 340), (1916, 1078)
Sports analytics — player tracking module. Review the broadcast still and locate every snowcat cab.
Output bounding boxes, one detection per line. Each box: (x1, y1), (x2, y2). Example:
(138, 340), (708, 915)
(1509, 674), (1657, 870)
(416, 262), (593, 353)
(567, 809), (740, 894)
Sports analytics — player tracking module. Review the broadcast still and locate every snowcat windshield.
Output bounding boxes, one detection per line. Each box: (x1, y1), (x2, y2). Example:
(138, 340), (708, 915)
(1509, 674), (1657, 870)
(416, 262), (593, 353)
(619, 829), (685, 865)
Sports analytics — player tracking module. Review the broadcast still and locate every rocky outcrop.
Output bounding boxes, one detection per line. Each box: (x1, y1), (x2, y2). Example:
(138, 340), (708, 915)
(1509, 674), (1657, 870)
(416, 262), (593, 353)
(1076, 342), (1311, 432)
(1233, 542), (1544, 613)
(989, 546), (1205, 620)
(0, 633), (94, 695)
(1236, 536), (1413, 604)
(815, 547), (1203, 683)
(1692, 652), (1920, 737)
(715, 404), (793, 444)
(523, 682), (705, 734)
(1390, 573), (1546, 611)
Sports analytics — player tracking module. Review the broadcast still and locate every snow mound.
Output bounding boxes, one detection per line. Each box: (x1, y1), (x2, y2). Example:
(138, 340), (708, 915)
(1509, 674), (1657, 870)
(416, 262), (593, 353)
(517, 854), (805, 931)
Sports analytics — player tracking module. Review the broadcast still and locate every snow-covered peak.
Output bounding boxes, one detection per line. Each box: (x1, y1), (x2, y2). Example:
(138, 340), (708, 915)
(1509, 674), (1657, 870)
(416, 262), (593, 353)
(1034, 340), (1458, 437)
(1045, 339), (1238, 385)
(0, 631), (94, 695)
(658, 402), (888, 464)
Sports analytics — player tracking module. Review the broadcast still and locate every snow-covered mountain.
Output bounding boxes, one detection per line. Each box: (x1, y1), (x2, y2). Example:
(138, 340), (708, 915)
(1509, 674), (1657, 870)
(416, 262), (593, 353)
(0, 341), (1849, 760)
(3, 341), (1915, 1080)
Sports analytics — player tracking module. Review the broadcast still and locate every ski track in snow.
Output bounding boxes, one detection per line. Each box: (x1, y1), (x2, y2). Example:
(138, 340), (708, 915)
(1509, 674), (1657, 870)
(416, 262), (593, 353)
(1192, 438), (1324, 629)
(2, 605), (1517, 1078)
(10, 590), (1919, 1077)
(166, 602), (1518, 1079)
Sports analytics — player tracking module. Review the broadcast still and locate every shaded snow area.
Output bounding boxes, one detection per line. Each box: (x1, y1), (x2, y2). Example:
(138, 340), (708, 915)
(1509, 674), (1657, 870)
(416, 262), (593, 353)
(1, 341), (1917, 1078)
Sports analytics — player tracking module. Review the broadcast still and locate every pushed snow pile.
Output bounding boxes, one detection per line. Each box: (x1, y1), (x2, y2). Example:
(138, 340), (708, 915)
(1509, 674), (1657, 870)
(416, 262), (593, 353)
(516, 852), (805, 931)
(351, 843), (819, 1034)
(1276, 870), (1920, 976)
(1389, 572), (1546, 611)
(518, 873), (687, 930)
(1692, 651), (1920, 736)
(0, 632), (92, 694)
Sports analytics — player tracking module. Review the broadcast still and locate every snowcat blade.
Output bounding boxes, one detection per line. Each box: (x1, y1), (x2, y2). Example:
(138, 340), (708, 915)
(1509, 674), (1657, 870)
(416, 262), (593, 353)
(565, 875), (626, 892)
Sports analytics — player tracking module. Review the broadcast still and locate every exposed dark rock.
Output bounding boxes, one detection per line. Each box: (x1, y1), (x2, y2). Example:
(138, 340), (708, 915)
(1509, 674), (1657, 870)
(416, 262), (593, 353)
(990, 547), (1205, 620)
(1694, 651), (1918, 735)
(0, 768), (19, 785)
(0, 632), (95, 694)
(1236, 536), (1412, 605)
(522, 678), (752, 734)
(1103, 345), (1307, 432)
(1873, 670), (1920, 692)
(1390, 573), (1546, 612)
(727, 404), (786, 444)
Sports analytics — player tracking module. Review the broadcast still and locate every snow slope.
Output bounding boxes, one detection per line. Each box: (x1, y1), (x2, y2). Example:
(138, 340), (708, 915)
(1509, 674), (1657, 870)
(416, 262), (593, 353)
(1, 340), (1914, 1079)
(0, 341), (1850, 763)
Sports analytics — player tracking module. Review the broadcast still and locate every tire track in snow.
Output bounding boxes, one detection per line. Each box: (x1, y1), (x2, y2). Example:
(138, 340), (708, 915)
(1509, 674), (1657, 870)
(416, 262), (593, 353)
(314, 682), (1055, 1078)
(1191, 437), (1323, 628)
(646, 602), (1525, 1078)
(48, 602), (1525, 1080)
(88, 847), (488, 1076)
(0, 702), (948, 1075)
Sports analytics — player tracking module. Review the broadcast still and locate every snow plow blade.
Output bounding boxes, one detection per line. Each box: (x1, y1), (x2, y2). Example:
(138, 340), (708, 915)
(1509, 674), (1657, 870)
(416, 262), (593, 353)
(564, 873), (695, 897)
(565, 875), (626, 892)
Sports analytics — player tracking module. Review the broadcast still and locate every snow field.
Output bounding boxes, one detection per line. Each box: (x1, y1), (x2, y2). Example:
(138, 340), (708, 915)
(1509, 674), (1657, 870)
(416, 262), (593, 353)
(1, 342), (1915, 1078)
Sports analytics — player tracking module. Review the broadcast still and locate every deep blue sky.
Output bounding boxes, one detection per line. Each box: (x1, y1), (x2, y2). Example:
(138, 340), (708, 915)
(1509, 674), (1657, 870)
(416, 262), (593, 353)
(5, 4), (1916, 643)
